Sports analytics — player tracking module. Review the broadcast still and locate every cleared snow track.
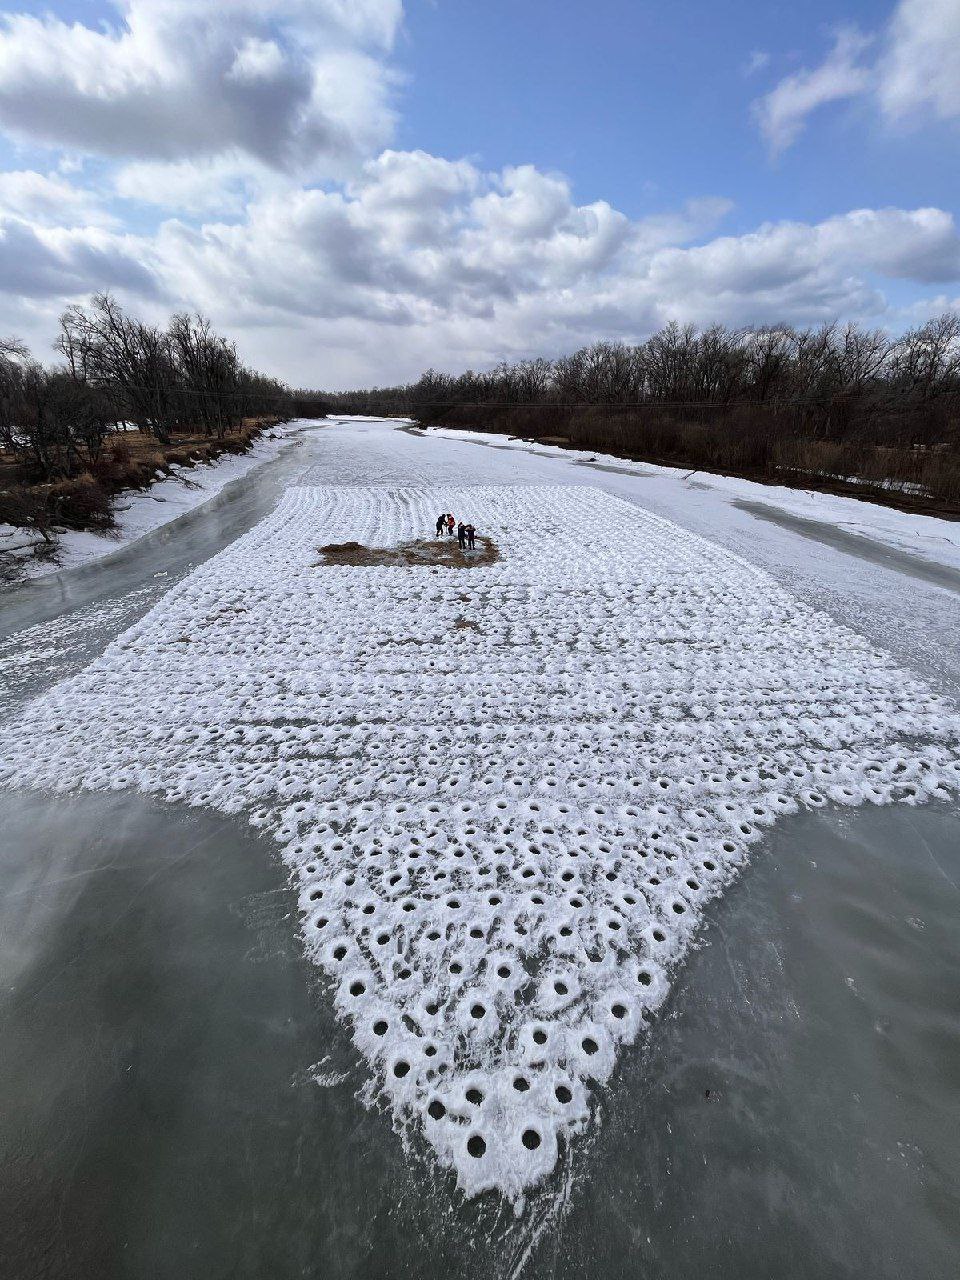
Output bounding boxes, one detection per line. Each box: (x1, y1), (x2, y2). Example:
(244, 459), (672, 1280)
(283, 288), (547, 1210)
(1, 484), (958, 1198)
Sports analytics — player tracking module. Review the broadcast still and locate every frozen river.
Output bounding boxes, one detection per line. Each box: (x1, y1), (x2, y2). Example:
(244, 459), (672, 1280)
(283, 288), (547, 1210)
(1, 419), (958, 1278)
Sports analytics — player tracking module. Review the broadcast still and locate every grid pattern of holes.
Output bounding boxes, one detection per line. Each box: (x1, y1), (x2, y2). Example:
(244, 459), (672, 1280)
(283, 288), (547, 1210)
(1, 484), (958, 1200)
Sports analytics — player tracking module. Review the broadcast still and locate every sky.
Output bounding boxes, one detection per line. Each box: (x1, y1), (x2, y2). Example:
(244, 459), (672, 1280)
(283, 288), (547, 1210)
(0, 0), (958, 388)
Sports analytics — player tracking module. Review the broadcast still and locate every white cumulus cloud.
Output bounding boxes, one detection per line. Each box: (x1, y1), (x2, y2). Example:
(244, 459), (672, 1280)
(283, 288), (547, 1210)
(0, 0), (402, 174)
(0, 170), (114, 227)
(0, 3), (956, 386)
(2, 141), (959, 385)
(878, 0), (960, 123)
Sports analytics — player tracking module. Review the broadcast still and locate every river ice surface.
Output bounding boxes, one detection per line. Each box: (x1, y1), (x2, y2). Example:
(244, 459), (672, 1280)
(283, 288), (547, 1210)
(1, 480), (958, 1199)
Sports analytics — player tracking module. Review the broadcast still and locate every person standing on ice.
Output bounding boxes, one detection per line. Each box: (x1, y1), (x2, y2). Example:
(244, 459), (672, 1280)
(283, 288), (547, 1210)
(457, 521), (467, 550)
(436, 514), (446, 538)
(466, 524), (476, 550)
(446, 514), (455, 538)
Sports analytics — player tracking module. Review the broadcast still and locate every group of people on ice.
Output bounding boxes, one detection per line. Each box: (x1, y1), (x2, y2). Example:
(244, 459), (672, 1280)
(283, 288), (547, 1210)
(435, 512), (477, 550)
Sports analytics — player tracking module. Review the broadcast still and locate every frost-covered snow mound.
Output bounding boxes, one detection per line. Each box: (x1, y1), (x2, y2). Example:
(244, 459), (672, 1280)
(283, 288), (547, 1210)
(2, 484), (958, 1198)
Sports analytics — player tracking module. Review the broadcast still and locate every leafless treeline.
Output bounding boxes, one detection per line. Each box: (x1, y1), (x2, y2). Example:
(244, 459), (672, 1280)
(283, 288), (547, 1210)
(324, 317), (960, 506)
(1, 293), (293, 484)
(326, 316), (960, 436)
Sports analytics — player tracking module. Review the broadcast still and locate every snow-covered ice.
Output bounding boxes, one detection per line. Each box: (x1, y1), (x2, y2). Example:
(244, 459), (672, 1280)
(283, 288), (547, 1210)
(1, 483), (957, 1199)
(0, 584), (158, 716)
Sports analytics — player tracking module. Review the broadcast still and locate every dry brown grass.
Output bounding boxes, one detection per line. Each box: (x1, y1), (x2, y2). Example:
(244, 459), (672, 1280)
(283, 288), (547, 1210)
(317, 535), (500, 568)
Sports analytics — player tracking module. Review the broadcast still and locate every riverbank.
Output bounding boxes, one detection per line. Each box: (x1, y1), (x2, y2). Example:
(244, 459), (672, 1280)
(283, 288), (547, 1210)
(412, 413), (960, 522)
(0, 420), (309, 586)
(414, 422), (960, 587)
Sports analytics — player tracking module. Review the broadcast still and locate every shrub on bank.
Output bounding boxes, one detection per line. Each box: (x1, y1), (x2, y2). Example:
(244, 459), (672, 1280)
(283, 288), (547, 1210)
(46, 474), (115, 530)
(90, 444), (168, 492)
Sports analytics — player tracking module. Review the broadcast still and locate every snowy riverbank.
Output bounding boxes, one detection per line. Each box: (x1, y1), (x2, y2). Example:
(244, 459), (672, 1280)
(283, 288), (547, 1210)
(421, 424), (960, 580)
(0, 419), (310, 585)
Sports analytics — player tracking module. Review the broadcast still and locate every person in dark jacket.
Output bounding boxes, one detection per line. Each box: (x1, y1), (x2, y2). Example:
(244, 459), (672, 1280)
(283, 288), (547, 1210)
(436, 514), (446, 538)
(466, 524), (476, 550)
(457, 521), (467, 549)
